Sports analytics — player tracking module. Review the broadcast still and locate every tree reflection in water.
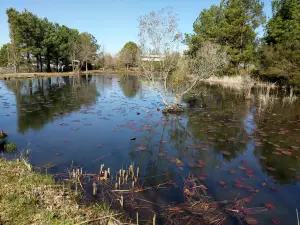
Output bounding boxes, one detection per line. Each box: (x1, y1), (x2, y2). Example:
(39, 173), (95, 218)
(5, 76), (98, 133)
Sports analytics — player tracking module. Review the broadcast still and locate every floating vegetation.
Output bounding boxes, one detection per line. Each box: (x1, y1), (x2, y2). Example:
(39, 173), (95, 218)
(0, 131), (8, 139)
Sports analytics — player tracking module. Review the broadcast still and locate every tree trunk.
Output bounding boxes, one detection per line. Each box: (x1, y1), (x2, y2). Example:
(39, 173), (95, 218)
(86, 61), (88, 73)
(56, 59), (59, 72)
(39, 55), (43, 72)
(36, 56), (39, 72)
(14, 64), (17, 73)
(47, 57), (51, 72)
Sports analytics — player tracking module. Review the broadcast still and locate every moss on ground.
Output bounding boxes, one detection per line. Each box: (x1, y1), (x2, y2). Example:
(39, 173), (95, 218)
(0, 158), (122, 225)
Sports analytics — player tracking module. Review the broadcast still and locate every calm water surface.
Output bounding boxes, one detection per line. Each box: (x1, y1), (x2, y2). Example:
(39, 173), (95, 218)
(1, 74), (300, 224)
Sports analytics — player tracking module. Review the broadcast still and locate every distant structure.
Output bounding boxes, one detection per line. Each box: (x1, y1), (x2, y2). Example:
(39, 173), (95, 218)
(140, 55), (165, 62)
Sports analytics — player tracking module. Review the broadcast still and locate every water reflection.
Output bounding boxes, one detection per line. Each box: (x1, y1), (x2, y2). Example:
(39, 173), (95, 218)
(5, 76), (98, 133)
(119, 76), (140, 98)
(1, 75), (300, 225)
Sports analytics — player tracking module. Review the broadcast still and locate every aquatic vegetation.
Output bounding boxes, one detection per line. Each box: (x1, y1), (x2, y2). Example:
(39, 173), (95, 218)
(4, 142), (17, 152)
(0, 131), (8, 139)
(1, 75), (300, 224)
(258, 86), (277, 111)
(282, 88), (298, 105)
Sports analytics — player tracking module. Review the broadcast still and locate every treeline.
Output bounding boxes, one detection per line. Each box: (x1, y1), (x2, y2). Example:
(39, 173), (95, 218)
(185, 0), (300, 90)
(0, 8), (101, 73)
(0, 8), (140, 73)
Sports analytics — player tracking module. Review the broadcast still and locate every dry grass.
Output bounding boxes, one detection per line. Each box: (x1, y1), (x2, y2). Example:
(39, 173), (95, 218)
(204, 75), (277, 91)
(0, 158), (123, 225)
(258, 86), (277, 112)
(283, 88), (298, 105)
(165, 175), (227, 225)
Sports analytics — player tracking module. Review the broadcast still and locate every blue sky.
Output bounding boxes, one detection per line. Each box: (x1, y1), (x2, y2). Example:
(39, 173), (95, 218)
(0, 0), (272, 54)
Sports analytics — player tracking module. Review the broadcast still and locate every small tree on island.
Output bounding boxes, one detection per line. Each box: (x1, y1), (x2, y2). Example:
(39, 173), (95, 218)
(138, 7), (228, 113)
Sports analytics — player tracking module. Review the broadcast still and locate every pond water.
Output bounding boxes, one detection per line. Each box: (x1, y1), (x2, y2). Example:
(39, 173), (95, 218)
(1, 74), (300, 225)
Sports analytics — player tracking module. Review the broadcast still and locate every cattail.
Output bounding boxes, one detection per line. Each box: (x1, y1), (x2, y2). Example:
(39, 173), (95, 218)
(120, 195), (124, 208)
(107, 168), (110, 178)
(153, 214), (156, 225)
(93, 182), (97, 195)
(136, 167), (139, 179)
(129, 165), (133, 176)
(100, 164), (104, 176)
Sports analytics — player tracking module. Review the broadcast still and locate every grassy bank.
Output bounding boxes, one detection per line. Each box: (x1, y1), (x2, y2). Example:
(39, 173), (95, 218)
(0, 158), (123, 225)
(0, 70), (139, 80)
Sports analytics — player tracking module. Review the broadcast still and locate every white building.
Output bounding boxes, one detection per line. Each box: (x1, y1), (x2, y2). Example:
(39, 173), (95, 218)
(140, 55), (165, 62)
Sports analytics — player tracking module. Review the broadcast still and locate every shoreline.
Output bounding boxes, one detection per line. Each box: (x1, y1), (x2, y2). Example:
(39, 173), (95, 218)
(0, 70), (139, 80)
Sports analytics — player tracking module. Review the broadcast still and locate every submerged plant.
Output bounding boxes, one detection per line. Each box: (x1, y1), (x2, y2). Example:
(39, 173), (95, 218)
(4, 142), (17, 152)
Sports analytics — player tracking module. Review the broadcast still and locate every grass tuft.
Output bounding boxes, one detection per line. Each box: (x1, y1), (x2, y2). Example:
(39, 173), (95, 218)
(4, 143), (17, 152)
(0, 158), (123, 225)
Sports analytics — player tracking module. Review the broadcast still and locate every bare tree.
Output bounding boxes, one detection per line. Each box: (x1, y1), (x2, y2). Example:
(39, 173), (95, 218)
(121, 49), (131, 70)
(138, 8), (228, 113)
(104, 53), (117, 71)
(170, 42), (228, 105)
(78, 32), (98, 73)
(138, 7), (181, 110)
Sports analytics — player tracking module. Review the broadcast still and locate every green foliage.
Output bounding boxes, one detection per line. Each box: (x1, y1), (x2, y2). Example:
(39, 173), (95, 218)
(186, 0), (265, 72)
(78, 32), (99, 71)
(185, 5), (224, 57)
(4, 143), (17, 152)
(258, 0), (300, 89)
(0, 44), (9, 67)
(5, 8), (99, 72)
(119, 41), (139, 69)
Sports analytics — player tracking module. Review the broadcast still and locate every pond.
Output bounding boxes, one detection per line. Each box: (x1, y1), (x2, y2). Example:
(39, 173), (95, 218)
(1, 74), (300, 225)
